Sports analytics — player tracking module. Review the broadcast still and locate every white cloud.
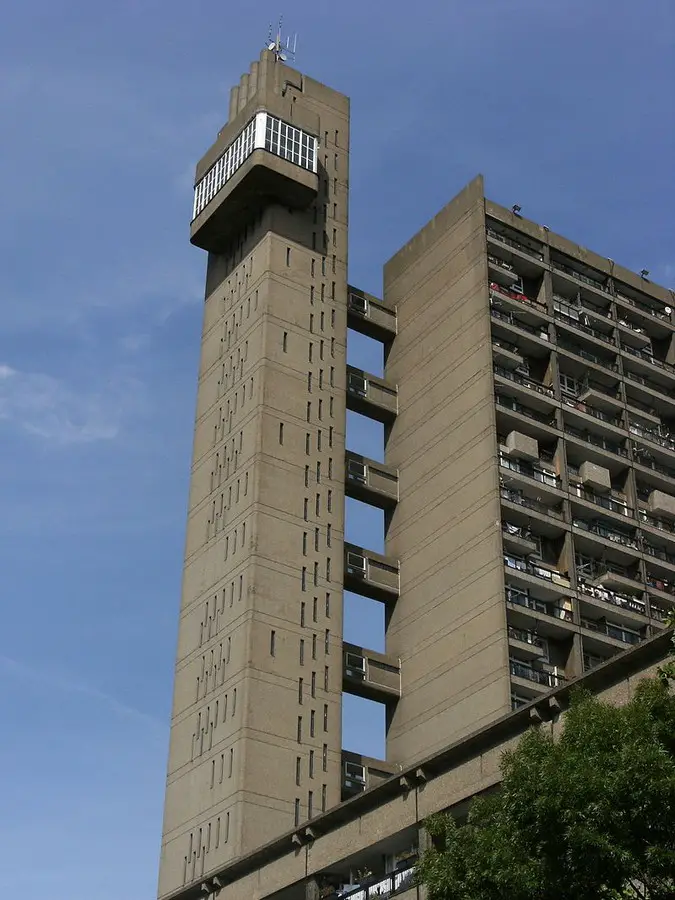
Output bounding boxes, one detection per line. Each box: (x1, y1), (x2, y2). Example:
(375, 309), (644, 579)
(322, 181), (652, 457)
(0, 364), (145, 446)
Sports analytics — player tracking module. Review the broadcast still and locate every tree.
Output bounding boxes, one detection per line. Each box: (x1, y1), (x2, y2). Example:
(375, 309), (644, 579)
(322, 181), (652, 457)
(419, 670), (675, 900)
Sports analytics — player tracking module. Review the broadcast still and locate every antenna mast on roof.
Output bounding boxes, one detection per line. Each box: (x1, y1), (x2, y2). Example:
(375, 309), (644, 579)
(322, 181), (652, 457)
(266, 16), (297, 62)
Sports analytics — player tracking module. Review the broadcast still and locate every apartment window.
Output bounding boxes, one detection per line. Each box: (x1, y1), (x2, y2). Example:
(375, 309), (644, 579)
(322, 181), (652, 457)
(296, 756), (301, 786)
(294, 799), (300, 826)
(323, 704), (328, 731)
(330, 366), (334, 387)
(329, 396), (334, 417)
(310, 314), (314, 332)
(332, 254), (336, 274)
(326, 524), (332, 547)
(286, 247), (291, 266)
(316, 493), (321, 516)
(325, 629), (330, 653)
(312, 633), (317, 659)
(232, 687), (237, 714)
(309, 749), (315, 777)
(229, 748), (233, 777)
(318, 398), (323, 419)
(302, 532), (308, 556)
(314, 527), (320, 551)
(307, 371), (312, 392)
(309, 342), (313, 362)
(303, 497), (309, 521)
(306, 401), (311, 422)
(297, 716), (302, 742)
(331, 282), (335, 300)
(305, 433), (310, 455)
(320, 312), (325, 331)
(325, 592), (330, 617)
(330, 338), (335, 358)
(313, 561), (319, 586)
(328, 427), (333, 448)
(270, 630), (276, 656)
(311, 258), (315, 277)
(304, 465), (310, 487)
(310, 710), (316, 737)
(324, 665), (329, 691)
(310, 285), (315, 304)
(308, 790), (313, 819)
(321, 257), (326, 276)
(282, 331), (288, 352)
(312, 597), (318, 621)
(298, 677), (303, 704)
(316, 461), (321, 483)
(301, 567), (307, 591)
(317, 430), (322, 451)
(319, 369), (324, 389)
(322, 743), (328, 771)
(300, 601), (306, 627)
(311, 671), (316, 697)
(320, 339), (324, 360)
(321, 784), (327, 812)
(278, 422), (284, 445)
(326, 558), (331, 581)
(327, 490), (332, 512)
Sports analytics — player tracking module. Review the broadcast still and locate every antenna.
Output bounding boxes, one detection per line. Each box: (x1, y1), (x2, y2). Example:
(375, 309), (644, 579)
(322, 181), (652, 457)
(266, 16), (297, 62)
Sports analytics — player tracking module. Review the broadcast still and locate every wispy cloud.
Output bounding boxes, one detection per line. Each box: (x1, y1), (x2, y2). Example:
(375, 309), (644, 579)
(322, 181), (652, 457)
(0, 363), (145, 445)
(0, 653), (165, 731)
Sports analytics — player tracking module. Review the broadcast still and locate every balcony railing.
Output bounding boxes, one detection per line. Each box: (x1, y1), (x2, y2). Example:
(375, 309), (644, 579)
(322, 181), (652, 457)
(553, 261), (610, 293)
(621, 342), (675, 375)
(564, 424), (628, 457)
(506, 587), (574, 622)
(649, 602), (672, 623)
(494, 366), (554, 397)
(646, 575), (675, 597)
(571, 485), (632, 516)
(490, 282), (547, 311)
(491, 306), (550, 340)
(562, 396), (622, 426)
(643, 543), (675, 566)
(629, 423), (675, 452)
(334, 863), (417, 900)
(572, 518), (638, 549)
(557, 336), (619, 370)
(500, 455), (560, 487)
(632, 453), (675, 481)
(581, 618), (641, 645)
(640, 511), (675, 535)
(509, 659), (564, 687)
(578, 581), (647, 616)
(487, 226), (545, 260)
(554, 310), (616, 345)
(499, 487), (564, 519)
(508, 626), (547, 651)
(584, 652), (610, 671)
(616, 291), (672, 322)
(496, 395), (557, 427)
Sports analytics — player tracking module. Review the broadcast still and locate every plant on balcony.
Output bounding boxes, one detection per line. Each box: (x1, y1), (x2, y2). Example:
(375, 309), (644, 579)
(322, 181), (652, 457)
(418, 673), (675, 899)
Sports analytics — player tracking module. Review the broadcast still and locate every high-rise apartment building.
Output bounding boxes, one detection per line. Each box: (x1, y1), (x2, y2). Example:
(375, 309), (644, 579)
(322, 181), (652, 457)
(157, 48), (675, 900)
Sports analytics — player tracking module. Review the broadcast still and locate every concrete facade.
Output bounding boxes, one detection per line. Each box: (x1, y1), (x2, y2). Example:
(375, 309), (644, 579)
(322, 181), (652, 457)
(157, 49), (675, 900)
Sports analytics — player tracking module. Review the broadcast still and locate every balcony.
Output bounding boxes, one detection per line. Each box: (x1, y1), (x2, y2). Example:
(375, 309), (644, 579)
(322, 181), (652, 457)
(495, 394), (559, 436)
(486, 225), (545, 263)
(330, 862), (417, 900)
(629, 422), (675, 454)
(569, 484), (633, 518)
(491, 306), (551, 350)
(507, 625), (548, 660)
(509, 658), (565, 695)
(500, 486), (565, 522)
(615, 289), (673, 328)
(577, 581), (647, 625)
(505, 587), (575, 640)
(491, 335), (526, 369)
(346, 366), (398, 424)
(347, 287), (397, 342)
(643, 541), (675, 570)
(581, 617), (642, 647)
(344, 451), (398, 510)
(502, 521), (539, 555)
(621, 342), (675, 385)
(646, 489), (675, 519)
(342, 642), (400, 703)
(624, 369), (675, 414)
(645, 573), (675, 603)
(490, 283), (549, 321)
(579, 559), (643, 595)
(577, 379), (623, 414)
(499, 456), (564, 506)
(564, 424), (628, 461)
(504, 555), (571, 596)
(639, 510), (675, 541)
(572, 518), (639, 556)
(557, 335), (619, 373)
(344, 543), (399, 602)
(493, 367), (556, 410)
(554, 308), (616, 350)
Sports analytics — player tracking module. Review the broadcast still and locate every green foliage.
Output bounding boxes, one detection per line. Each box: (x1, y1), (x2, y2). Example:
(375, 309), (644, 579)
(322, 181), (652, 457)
(419, 677), (675, 900)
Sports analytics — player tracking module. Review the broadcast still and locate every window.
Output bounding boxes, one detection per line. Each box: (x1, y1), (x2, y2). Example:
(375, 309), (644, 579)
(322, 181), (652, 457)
(307, 371), (312, 392)
(310, 285), (315, 304)
(300, 601), (306, 626)
(310, 709), (316, 737)
(313, 561), (319, 586)
(309, 342), (313, 362)
(308, 790), (313, 819)
(315, 493), (321, 516)
(311, 258), (315, 277)
(229, 748), (233, 777)
(328, 426), (333, 448)
(330, 367), (334, 387)
(306, 401), (311, 422)
(305, 433), (311, 455)
(320, 312), (325, 331)
(312, 633), (317, 659)
(300, 639), (305, 665)
(320, 339), (324, 360)
(302, 532), (308, 556)
(322, 743), (328, 771)
(232, 687), (237, 714)
(286, 247), (291, 266)
(282, 331), (288, 352)
(325, 630), (330, 655)
(314, 527), (320, 551)
(321, 784), (326, 812)
(325, 592), (330, 617)
(313, 597), (318, 621)
(304, 465), (310, 488)
(310, 314), (314, 333)
(294, 799), (300, 826)
(324, 666), (329, 691)
(270, 630), (276, 656)
(321, 257), (326, 276)
(301, 567), (307, 591)
(279, 422), (284, 445)
(297, 716), (302, 742)
(327, 490), (332, 512)
(316, 461), (321, 483)
(309, 749), (315, 777)
(298, 677), (303, 704)
(326, 525), (332, 547)
(296, 756), (301, 786)
(303, 497), (308, 521)
(311, 671), (316, 697)
(329, 396), (334, 417)
(323, 704), (328, 731)
(318, 398), (323, 420)
(326, 558), (331, 581)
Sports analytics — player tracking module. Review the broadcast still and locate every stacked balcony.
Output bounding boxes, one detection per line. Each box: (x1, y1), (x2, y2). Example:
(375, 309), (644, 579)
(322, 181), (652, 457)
(342, 641), (401, 703)
(488, 219), (675, 696)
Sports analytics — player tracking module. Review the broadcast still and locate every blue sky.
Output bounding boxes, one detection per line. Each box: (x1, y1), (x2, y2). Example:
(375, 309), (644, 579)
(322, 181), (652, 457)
(0, 1), (673, 897)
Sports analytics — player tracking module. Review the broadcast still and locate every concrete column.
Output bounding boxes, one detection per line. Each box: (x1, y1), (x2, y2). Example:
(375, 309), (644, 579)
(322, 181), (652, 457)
(248, 62), (259, 99)
(229, 85), (239, 122)
(238, 74), (249, 113)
